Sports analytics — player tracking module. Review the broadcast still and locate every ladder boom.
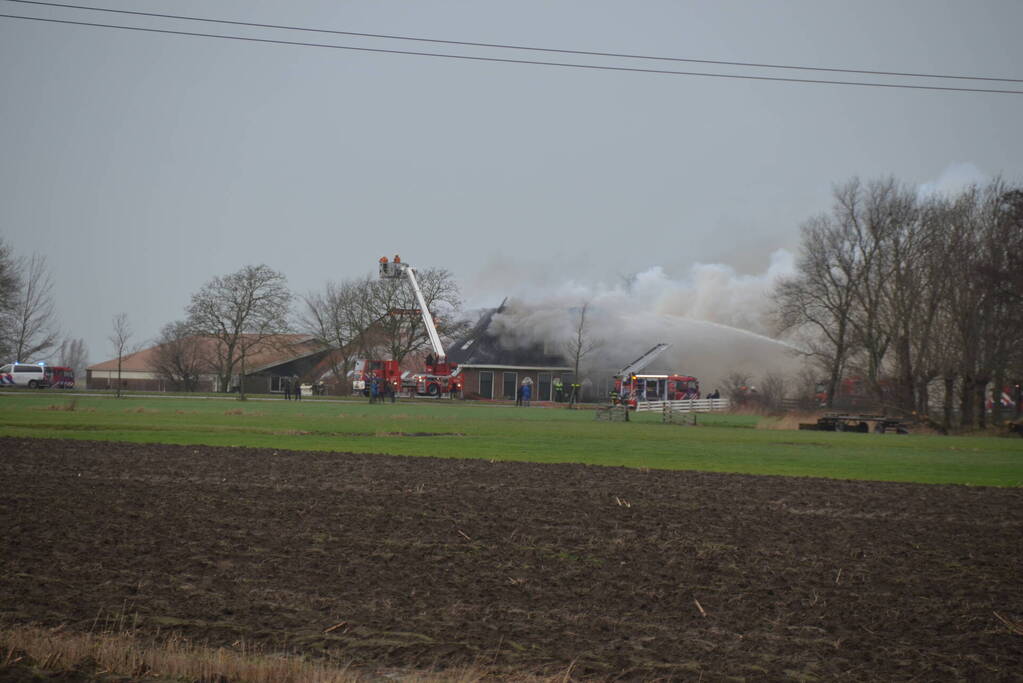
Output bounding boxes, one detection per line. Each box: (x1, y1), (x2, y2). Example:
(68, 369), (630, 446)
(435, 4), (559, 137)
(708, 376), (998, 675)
(618, 343), (671, 377)
(403, 266), (446, 362)
(379, 257), (446, 361)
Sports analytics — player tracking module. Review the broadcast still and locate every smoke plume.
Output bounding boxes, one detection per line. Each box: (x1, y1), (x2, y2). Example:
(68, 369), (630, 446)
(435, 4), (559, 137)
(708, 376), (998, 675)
(477, 250), (805, 392)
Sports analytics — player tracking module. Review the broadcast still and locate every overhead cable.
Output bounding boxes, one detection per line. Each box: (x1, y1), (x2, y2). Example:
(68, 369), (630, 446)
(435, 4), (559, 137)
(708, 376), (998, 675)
(2, 12), (1022, 95)
(5, 0), (1022, 84)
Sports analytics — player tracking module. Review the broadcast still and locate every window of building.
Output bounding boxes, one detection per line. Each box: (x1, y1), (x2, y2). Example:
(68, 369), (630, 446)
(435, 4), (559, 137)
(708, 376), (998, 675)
(502, 372), (517, 400)
(478, 371), (494, 399)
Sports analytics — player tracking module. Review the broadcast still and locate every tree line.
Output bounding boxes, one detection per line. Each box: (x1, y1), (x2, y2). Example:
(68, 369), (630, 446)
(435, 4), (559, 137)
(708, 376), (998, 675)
(773, 177), (1023, 429)
(151, 263), (463, 396)
(0, 239), (88, 376)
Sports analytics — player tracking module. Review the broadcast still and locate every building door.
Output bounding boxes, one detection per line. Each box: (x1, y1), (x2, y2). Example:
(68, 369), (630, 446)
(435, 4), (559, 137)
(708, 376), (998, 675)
(502, 372), (517, 400)
(538, 372), (551, 401)
(478, 371), (494, 399)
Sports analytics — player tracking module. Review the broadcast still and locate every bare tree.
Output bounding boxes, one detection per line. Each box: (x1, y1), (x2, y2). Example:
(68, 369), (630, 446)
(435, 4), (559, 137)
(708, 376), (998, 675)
(985, 189), (1023, 307)
(563, 301), (601, 407)
(758, 372), (788, 412)
(364, 267), (464, 364)
(151, 320), (208, 391)
(6, 253), (60, 361)
(970, 180), (1023, 427)
(773, 211), (860, 409)
(108, 313), (132, 398)
(56, 337), (89, 380)
(899, 195), (959, 416)
(831, 179), (893, 402)
(186, 264), (292, 399)
(835, 177), (942, 413)
(779, 175), (1023, 430)
(301, 277), (376, 390)
(0, 239), (20, 354)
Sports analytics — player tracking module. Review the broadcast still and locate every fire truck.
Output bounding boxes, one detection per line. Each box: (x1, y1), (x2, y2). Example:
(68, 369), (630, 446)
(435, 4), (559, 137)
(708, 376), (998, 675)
(355, 256), (463, 398)
(0, 362), (75, 389)
(612, 343), (700, 407)
(46, 366), (75, 388)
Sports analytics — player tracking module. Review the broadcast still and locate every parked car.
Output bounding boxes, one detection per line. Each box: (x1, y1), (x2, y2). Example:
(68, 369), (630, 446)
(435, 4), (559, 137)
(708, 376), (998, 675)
(0, 362), (50, 388)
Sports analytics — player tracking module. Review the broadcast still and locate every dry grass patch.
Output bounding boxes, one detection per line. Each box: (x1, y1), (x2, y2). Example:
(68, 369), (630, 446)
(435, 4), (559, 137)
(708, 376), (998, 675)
(42, 400), (81, 412)
(0, 624), (574, 683)
(756, 413), (819, 430)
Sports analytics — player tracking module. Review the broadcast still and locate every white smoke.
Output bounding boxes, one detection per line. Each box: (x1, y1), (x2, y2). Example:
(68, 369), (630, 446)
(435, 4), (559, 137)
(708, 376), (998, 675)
(477, 250), (805, 392)
(917, 162), (989, 199)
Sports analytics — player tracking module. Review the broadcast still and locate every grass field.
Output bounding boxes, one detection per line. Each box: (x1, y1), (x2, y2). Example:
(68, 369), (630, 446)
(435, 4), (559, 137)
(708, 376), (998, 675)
(1, 391), (1021, 486)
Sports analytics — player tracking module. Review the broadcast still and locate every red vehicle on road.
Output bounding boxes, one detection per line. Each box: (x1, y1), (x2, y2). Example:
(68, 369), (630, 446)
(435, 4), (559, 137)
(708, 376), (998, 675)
(46, 366), (75, 389)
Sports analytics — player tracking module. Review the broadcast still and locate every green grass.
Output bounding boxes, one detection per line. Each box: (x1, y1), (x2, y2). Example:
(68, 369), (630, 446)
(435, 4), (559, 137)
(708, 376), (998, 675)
(1, 392), (1021, 486)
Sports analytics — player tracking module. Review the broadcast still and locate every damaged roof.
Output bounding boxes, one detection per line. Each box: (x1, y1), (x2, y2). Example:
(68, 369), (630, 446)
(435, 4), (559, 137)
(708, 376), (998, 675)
(445, 304), (571, 370)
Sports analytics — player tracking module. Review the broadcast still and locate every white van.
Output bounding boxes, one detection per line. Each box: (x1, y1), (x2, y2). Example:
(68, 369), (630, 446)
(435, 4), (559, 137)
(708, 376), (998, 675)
(0, 363), (50, 388)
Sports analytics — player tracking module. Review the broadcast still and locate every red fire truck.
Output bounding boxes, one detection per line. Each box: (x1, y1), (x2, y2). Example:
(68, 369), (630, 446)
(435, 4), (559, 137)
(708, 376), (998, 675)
(46, 366), (75, 388)
(354, 256), (463, 398)
(612, 344), (700, 407)
(616, 374), (700, 405)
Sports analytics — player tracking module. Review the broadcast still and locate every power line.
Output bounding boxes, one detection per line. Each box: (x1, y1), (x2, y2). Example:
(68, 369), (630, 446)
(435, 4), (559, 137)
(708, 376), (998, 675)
(3, 12), (1023, 95)
(6, 0), (1022, 84)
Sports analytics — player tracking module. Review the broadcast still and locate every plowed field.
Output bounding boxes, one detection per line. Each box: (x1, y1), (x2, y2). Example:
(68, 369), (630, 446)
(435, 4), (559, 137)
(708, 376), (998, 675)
(2, 437), (1021, 680)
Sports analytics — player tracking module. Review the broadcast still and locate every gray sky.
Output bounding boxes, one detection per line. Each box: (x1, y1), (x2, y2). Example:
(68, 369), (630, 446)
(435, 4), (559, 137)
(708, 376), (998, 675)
(2, 0), (1021, 366)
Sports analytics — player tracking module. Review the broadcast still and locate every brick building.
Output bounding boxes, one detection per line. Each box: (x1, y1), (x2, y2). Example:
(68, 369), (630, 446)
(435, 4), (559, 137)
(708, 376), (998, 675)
(446, 305), (572, 402)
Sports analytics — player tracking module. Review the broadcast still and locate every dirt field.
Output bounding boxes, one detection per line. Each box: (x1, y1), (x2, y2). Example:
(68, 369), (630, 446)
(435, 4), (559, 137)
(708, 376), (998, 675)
(1, 437), (1021, 681)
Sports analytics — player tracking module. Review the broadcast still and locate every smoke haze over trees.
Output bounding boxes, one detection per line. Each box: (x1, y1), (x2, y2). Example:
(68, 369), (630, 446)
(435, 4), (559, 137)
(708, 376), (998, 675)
(3, 170), (1016, 421)
(773, 177), (1023, 428)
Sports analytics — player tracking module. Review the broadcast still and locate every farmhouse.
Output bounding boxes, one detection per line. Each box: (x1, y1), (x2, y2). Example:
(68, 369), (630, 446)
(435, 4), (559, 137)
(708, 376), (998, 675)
(86, 334), (335, 393)
(85, 305), (574, 400)
(446, 305), (573, 401)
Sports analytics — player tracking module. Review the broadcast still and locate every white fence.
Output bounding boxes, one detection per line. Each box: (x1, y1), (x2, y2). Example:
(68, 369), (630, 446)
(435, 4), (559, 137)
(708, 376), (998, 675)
(634, 398), (731, 413)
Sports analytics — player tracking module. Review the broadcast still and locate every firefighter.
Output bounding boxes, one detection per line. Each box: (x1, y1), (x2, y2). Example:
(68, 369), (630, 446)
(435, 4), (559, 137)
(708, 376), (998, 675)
(568, 382), (581, 407)
(553, 376), (564, 402)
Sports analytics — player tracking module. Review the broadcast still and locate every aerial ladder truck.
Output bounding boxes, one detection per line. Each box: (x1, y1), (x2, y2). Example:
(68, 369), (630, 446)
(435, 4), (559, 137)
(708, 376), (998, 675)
(613, 343), (700, 407)
(365, 255), (462, 398)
